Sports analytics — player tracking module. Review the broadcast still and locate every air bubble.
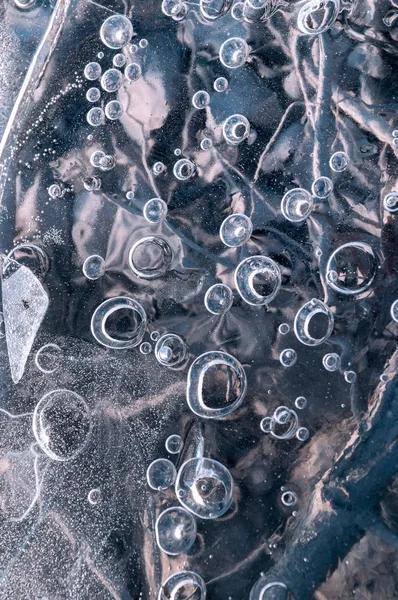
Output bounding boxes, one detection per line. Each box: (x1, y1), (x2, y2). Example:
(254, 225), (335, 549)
(322, 353), (341, 372)
(139, 39), (148, 48)
(91, 297), (147, 349)
(383, 193), (398, 213)
(83, 255), (106, 280)
(274, 406), (291, 425)
(101, 68), (123, 92)
(90, 150), (105, 167)
(281, 188), (313, 222)
(35, 344), (63, 374)
(344, 370), (357, 384)
(100, 15), (133, 49)
(176, 457), (233, 519)
(146, 458), (176, 490)
(311, 176), (333, 199)
(33, 390), (92, 461)
(113, 53), (126, 68)
(278, 323), (290, 335)
(201, 138), (213, 150)
(129, 236), (173, 279)
(84, 62), (102, 81)
(214, 76), (228, 92)
(143, 198), (168, 223)
(200, 0), (233, 19)
(280, 349), (297, 367)
(329, 151), (349, 172)
(86, 87), (101, 103)
(153, 161), (166, 175)
(391, 299), (398, 322)
(173, 158), (196, 180)
(281, 491), (296, 506)
(87, 107), (105, 127)
(296, 427), (309, 441)
(99, 154), (115, 171)
(158, 572), (206, 600)
(125, 63), (142, 82)
(88, 488), (101, 505)
(294, 298), (334, 346)
(325, 242), (376, 295)
(83, 176), (102, 191)
(192, 91), (210, 109)
(155, 334), (187, 367)
(260, 417), (272, 433)
(105, 98), (123, 120)
(151, 331), (160, 341)
(235, 255), (281, 306)
(187, 351), (247, 418)
(166, 435), (183, 454)
(140, 342), (152, 355)
(156, 507), (197, 555)
(220, 214), (252, 247)
(48, 184), (63, 199)
(223, 114), (250, 145)
(231, 1), (244, 18)
(219, 37), (249, 69)
(295, 396), (307, 410)
(126, 191), (134, 200)
(270, 407), (299, 439)
(297, 0), (340, 35)
(204, 284), (233, 315)
(161, 0), (189, 20)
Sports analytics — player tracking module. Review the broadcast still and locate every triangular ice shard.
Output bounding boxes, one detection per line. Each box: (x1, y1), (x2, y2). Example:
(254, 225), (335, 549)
(2, 260), (49, 383)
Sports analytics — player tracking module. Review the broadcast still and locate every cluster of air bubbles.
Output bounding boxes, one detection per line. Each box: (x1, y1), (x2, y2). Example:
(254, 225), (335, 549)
(281, 490), (296, 507)
(383, 192), (398, 213)
(99, 154), (115, 171)
(83, 176), (102, 191)
(129, 236), (173, 279)
(166, 435), (183, 454)
(322, 352), (341, 372)
(87, 488), (101, 505)
(48, 183), (64, 199)
(344, 370), (357, 384)
(83, 255), (106, 280)
(35, 344), (63, 373)
(297, 0), (340, 35)
(220, 213), (252, 247)
(214, 76), (228, 92)
(235, 255), (281, 306)
(158, 572), (206, 600)
(278, 323), (290, 335)
(295, 396), (307, 410)
(155, 334), (187, 367)
(200, 138), (213, 150)
(100, 15), (133, 49)
(204, 284), (233, 315)
(113, 53), (126, 68)
(176, 457), (234, 519)
(86, 87), (101, 103)
(173, 158), (196, 180)
(84, 62), (102, 81)
(261, 406), (304, 440)
(101, 69), (123, 93)
(125, 63), (142, 82)
(161, 0), (189, 20)
(329, 151), (349, 172)
(155, 507), (197, 555)
(140, 341), (152, 355)
(87, 107), (105, 127)
(281, 188), (313, 222)
(143, 198), (168, 223)
(219, 37), (249, 68)
(147, 458), (177, 490)
(391, 299), (398, 322)
(223, 114), (250, 145)
(192, 90), (210, 109)
(280, 348), (297, 367)
(311, 176), (333, 199)
(153, 161), (166, 175)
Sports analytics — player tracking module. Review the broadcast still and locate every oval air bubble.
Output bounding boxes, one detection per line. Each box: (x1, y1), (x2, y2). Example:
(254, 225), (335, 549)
(204, 284), (233, 315)
(279, 349), (297, 367)
(383, 193), (398, 213)
(155, 507), (197, 555)
(140, 342), (152, 354)
(297, 0), (340, 36)
(281, 490), (296, 506)
(281, 188), (314, 222)
(100, 15), (133, 49)
(325, 242), (376, 295)
(158, 571), (206, 600)
(219, 37), (249, 68)
(166, 435), (183, 454)
(391, 299), (398, 322)
(329, 151), (348, 172)
(147, 458), (176, 490)
(155, 334), (187, 367)
(129, 236), (173, 279)
(322, 352), (341, 371)
(173, 159), (196, 180)
(187, 351), (247, 419)
(90, 150), (105, 168)
(344, 370), (357, 384)
(101, 68), (123, 93)
(220, 213), (252, 247)
(143, 198), (168, 223)
(125, 62), (142, 82)
(270, 408), (299, 440)
(294, 298), (334, 346)
(91, 296), (147, 349)
(176, 457), (233, 519)
(200, 0), (233, 19)
(33, 390), (92, 462)
(311, 176), (333, 199)
(232, 1), (244, 18)
(35, 344), (63, 374)
(88, 488), (101, 505)
(235, 256), (281, 306)
(223, 114), (250, 145)
(192, 91), (210, 109)
(82, 255), (105, 280)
